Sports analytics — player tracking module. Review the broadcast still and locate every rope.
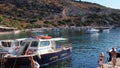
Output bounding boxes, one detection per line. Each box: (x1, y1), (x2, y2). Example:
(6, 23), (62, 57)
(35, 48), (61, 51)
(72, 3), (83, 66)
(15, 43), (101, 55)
(12, 58), (17, 68)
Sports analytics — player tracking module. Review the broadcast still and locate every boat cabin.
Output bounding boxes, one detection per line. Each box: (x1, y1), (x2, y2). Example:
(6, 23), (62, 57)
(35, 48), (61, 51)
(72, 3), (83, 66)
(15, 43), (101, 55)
(0, 38), (26, 54)
(18, 38), (71, 55)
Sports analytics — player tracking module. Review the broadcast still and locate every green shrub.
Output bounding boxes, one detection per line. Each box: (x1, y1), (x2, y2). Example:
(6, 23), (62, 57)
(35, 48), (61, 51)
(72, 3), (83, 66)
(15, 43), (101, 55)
(43, 24), (49, 27)
(52, 23), (57, 27)
(0, 16), (4, 24)
(44, 21), (52, 24)
(29, 18), (39, 23)
(58, 20), (65, 25)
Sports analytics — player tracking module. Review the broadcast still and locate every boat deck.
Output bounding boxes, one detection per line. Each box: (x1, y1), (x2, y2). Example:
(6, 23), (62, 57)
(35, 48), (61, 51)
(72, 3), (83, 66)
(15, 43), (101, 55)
(98, 58), (120, 68)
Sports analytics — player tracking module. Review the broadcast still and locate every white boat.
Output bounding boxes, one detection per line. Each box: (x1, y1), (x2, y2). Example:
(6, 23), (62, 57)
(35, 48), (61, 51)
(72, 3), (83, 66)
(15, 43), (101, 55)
(0, 36), (72, 67)
(30, 29), (44, 36)
(0, 25), (21, 34)
(51, 28), (61, 32)
(86, 28), (99, 33)
(13, 30), (21, 34)
(0, 38), (26, 54)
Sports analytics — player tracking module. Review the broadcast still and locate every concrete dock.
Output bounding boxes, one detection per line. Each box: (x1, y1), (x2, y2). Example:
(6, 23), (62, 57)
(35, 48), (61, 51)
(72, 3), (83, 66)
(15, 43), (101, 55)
(98, 58), (120, 68)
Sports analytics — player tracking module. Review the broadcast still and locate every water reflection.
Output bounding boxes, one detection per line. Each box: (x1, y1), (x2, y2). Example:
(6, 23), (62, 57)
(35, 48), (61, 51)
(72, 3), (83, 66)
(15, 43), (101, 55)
(0, 32), (30, 40)
(90, 33), (99, 41)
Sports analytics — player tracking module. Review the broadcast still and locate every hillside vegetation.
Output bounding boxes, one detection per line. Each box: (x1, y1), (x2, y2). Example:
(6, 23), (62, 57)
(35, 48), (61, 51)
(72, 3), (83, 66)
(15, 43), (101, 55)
(0, 0), (120, 29)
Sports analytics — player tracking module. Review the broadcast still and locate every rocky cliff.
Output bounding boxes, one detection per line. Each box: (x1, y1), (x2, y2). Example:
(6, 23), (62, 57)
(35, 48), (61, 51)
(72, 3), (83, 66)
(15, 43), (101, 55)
(0, 0), (120, 28)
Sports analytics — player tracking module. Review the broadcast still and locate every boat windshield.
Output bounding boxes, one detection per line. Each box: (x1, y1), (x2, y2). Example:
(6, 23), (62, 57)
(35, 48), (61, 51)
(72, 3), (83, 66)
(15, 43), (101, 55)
(39, 41), (50, 47)
(31, 41), (39, 47)
(21, 41), (30, 46)
(15, 41), (19, 46)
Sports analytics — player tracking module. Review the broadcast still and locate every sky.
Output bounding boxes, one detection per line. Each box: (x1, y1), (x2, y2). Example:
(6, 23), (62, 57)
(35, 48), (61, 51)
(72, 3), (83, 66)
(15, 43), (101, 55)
(79, 0), (120, 9)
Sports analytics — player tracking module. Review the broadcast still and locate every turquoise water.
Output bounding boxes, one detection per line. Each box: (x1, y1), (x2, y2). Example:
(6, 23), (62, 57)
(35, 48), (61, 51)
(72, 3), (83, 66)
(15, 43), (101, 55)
(1, 28), (120, 68)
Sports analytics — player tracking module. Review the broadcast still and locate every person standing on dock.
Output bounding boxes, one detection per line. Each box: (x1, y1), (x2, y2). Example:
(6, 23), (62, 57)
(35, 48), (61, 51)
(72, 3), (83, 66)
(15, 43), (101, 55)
(98, 52), (104, 68)
(110, 48), (117, 68)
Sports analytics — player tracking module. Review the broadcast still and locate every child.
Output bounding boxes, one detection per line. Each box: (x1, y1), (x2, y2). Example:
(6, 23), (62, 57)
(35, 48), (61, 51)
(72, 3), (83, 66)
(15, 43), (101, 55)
(98, 52), (104, 68)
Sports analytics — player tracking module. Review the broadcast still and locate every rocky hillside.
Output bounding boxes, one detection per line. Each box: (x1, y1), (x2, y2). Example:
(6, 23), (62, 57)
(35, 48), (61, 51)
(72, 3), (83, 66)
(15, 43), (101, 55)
(0, 0), (120, 29)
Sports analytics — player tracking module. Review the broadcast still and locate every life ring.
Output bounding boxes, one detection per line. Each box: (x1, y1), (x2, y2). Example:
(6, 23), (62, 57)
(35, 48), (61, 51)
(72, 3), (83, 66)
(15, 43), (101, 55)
(26, 49), (33, 55)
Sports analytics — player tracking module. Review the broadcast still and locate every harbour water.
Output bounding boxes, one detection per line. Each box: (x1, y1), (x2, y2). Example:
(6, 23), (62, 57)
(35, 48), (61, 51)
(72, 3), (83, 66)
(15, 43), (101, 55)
(0, 27), (120, 68)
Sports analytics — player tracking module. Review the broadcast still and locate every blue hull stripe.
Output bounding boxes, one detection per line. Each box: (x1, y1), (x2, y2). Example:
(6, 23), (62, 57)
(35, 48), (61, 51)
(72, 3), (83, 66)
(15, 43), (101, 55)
(5, 49), (71, 67)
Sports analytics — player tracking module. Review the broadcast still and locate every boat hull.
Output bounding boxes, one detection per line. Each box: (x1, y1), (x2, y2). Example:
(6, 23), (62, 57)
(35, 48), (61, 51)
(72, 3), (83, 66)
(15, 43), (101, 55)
(4, 49), (71, 67)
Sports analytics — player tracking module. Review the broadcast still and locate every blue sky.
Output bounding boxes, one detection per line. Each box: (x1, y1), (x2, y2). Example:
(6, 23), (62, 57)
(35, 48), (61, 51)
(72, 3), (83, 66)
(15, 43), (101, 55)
(79, 0), (120, 9)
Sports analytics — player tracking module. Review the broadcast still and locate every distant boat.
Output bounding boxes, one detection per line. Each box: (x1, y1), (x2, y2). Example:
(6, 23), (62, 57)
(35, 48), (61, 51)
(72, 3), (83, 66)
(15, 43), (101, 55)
(0, 25), (20, 34)
(31, 29), (44, 36)
(74, 27), (81, 31)
(13, 30), (21, 34)
(51, 28), (62, 32)
(86, 28), (99, 33)
(0, 36), (72, 67)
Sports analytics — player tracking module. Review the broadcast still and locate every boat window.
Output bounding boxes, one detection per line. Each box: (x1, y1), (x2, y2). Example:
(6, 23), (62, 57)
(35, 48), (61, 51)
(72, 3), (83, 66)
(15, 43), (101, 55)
(39, 41), (50, 47)
(21, 41), (30, 46)
(20, 41), (25, 46)
(31, 41), (38, 47)
(15, 41), (19, 46)
(25, 42), (30, 46)
(20, 41), (23, 45)
(1, 42), (11, 47)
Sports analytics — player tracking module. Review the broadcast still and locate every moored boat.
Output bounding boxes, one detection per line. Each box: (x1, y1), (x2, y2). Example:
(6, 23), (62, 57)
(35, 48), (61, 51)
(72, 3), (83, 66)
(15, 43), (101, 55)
(0, 25), (21, 34)
(0, 38), (26, 53)
(86, 28), (99, 34)
(30, 29), (44, 36)
(0, 36), (72, 67)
